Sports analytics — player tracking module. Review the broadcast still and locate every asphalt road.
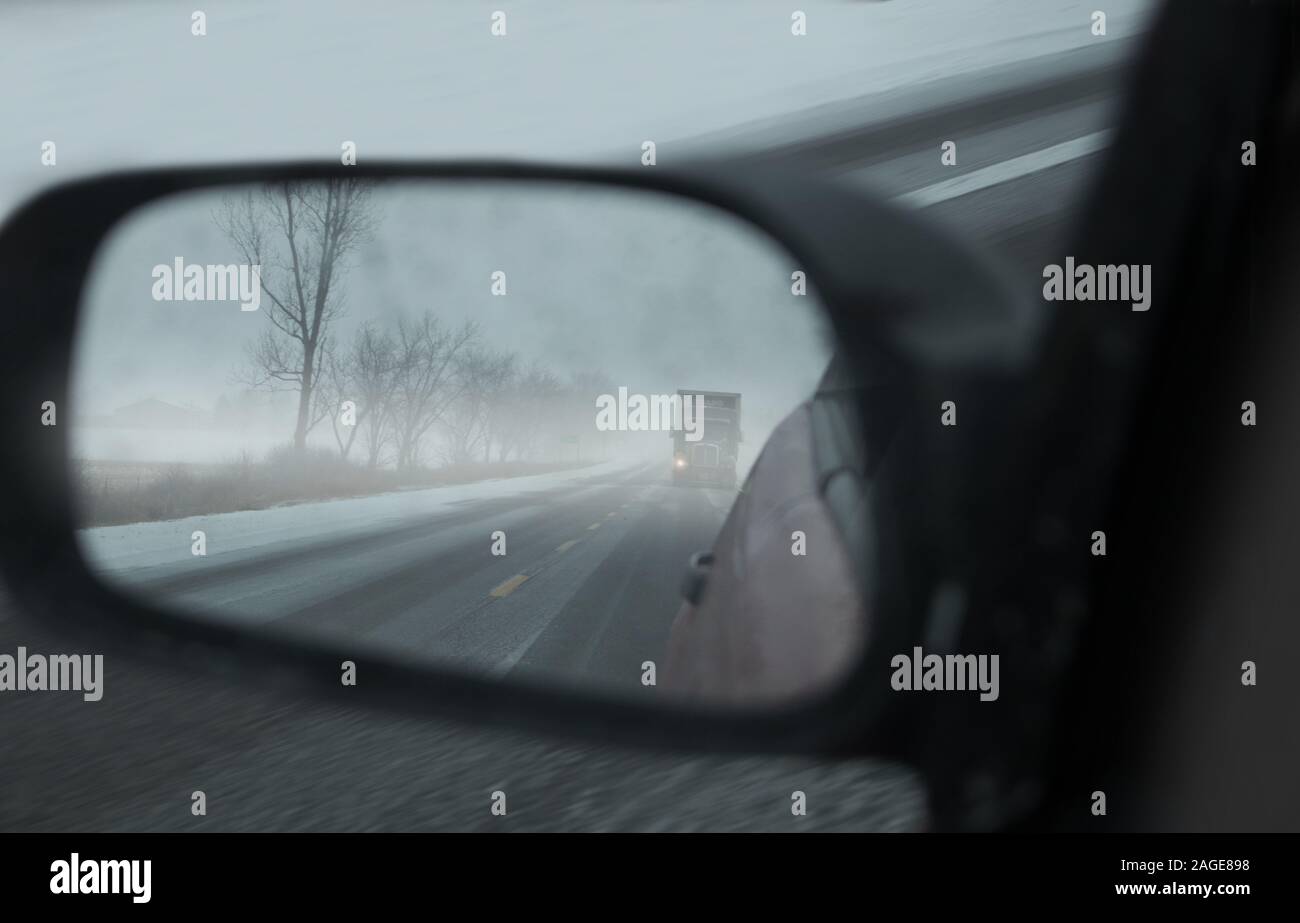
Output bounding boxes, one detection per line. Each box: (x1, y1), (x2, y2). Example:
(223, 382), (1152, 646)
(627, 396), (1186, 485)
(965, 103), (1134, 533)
(0, 46), (1129, 831)
(94, 461), (733, 696)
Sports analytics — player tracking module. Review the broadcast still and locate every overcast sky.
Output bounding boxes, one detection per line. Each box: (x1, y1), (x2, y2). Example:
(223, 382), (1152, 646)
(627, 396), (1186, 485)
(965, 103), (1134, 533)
(71, 179), (833, 462)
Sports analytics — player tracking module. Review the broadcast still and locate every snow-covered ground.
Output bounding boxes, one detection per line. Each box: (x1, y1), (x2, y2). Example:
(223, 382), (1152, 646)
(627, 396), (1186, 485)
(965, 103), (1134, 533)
(2, 0), (1159, 218)
(78, 457), (641, 574)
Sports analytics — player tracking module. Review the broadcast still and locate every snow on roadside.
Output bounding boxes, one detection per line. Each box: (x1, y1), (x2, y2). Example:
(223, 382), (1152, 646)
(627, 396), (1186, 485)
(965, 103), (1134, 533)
(78, 458), (641, 574)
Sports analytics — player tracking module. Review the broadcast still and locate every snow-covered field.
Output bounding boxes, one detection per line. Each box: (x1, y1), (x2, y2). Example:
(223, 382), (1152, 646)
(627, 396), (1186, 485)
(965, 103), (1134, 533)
(2, 0), (1158, 218)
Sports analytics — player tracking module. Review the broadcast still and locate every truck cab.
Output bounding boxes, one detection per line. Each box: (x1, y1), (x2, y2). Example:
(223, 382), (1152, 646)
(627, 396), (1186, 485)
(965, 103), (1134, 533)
(671, 390), (742, 489)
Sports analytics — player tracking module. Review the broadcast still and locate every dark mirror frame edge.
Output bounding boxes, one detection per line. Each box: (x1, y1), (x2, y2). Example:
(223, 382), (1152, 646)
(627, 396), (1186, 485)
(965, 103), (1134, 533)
(0, 160), (1020, 763)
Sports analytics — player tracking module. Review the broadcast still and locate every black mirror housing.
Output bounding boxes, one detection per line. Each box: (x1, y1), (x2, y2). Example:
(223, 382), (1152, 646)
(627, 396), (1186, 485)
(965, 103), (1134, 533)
(0, 159), (1036, 766)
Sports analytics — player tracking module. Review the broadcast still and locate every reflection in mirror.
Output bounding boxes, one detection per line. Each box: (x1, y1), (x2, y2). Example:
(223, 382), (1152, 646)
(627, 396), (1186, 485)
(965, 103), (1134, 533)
(71, 178), (864, 708)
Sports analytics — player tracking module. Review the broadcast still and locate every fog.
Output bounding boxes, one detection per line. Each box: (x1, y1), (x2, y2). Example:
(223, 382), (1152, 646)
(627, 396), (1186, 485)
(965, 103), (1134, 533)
(71, 180), (833, 474)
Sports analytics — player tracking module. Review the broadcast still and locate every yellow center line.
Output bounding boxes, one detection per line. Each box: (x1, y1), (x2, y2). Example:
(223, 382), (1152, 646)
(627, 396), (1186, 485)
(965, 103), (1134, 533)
(489, 574), (529, 597)
(587, 522), (601, 531)
(555, 540), (578, 553)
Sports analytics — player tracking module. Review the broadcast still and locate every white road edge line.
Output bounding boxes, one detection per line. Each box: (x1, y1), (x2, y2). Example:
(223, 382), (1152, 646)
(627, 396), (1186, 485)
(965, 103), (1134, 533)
(894, 130), (1112, 209)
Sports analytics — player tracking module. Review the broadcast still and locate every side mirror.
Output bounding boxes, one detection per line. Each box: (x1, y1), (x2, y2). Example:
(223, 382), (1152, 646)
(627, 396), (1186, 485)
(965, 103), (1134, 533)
(0, 160), (1042, 767)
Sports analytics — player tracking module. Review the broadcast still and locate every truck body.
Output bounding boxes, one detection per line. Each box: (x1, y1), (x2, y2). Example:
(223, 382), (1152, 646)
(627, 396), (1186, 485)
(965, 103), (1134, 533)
(671, 390), (742, 489)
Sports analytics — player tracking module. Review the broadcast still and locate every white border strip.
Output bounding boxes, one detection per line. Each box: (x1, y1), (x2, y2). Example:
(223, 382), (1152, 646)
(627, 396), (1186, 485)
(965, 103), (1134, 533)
(895, 130), (1112, 208)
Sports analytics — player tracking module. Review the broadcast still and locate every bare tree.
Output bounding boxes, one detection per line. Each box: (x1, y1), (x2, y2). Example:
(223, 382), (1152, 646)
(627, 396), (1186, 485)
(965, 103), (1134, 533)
(219, 179), (376, 451)
(320, 322), (401, 465)
(390, 313), (477, 471)
(318, 343), (359, 461)
(352, 323), (402, 468)
(443, 347), (517, 464)
(495, 364), (565, 461)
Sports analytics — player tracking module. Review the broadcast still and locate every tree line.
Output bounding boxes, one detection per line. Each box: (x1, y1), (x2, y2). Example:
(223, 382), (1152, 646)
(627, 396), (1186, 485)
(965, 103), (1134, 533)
(320, 315), (614, 469)
(219, 178), (612, 470)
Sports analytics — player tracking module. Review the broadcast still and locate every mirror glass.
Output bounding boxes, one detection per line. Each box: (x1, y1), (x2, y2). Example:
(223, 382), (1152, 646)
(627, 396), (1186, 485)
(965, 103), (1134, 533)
(71, 177), (865, 708)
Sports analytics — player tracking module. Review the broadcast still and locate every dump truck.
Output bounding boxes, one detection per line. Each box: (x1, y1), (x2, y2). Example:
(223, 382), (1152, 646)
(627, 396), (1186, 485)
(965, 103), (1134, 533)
(671, 390), (742, 488)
